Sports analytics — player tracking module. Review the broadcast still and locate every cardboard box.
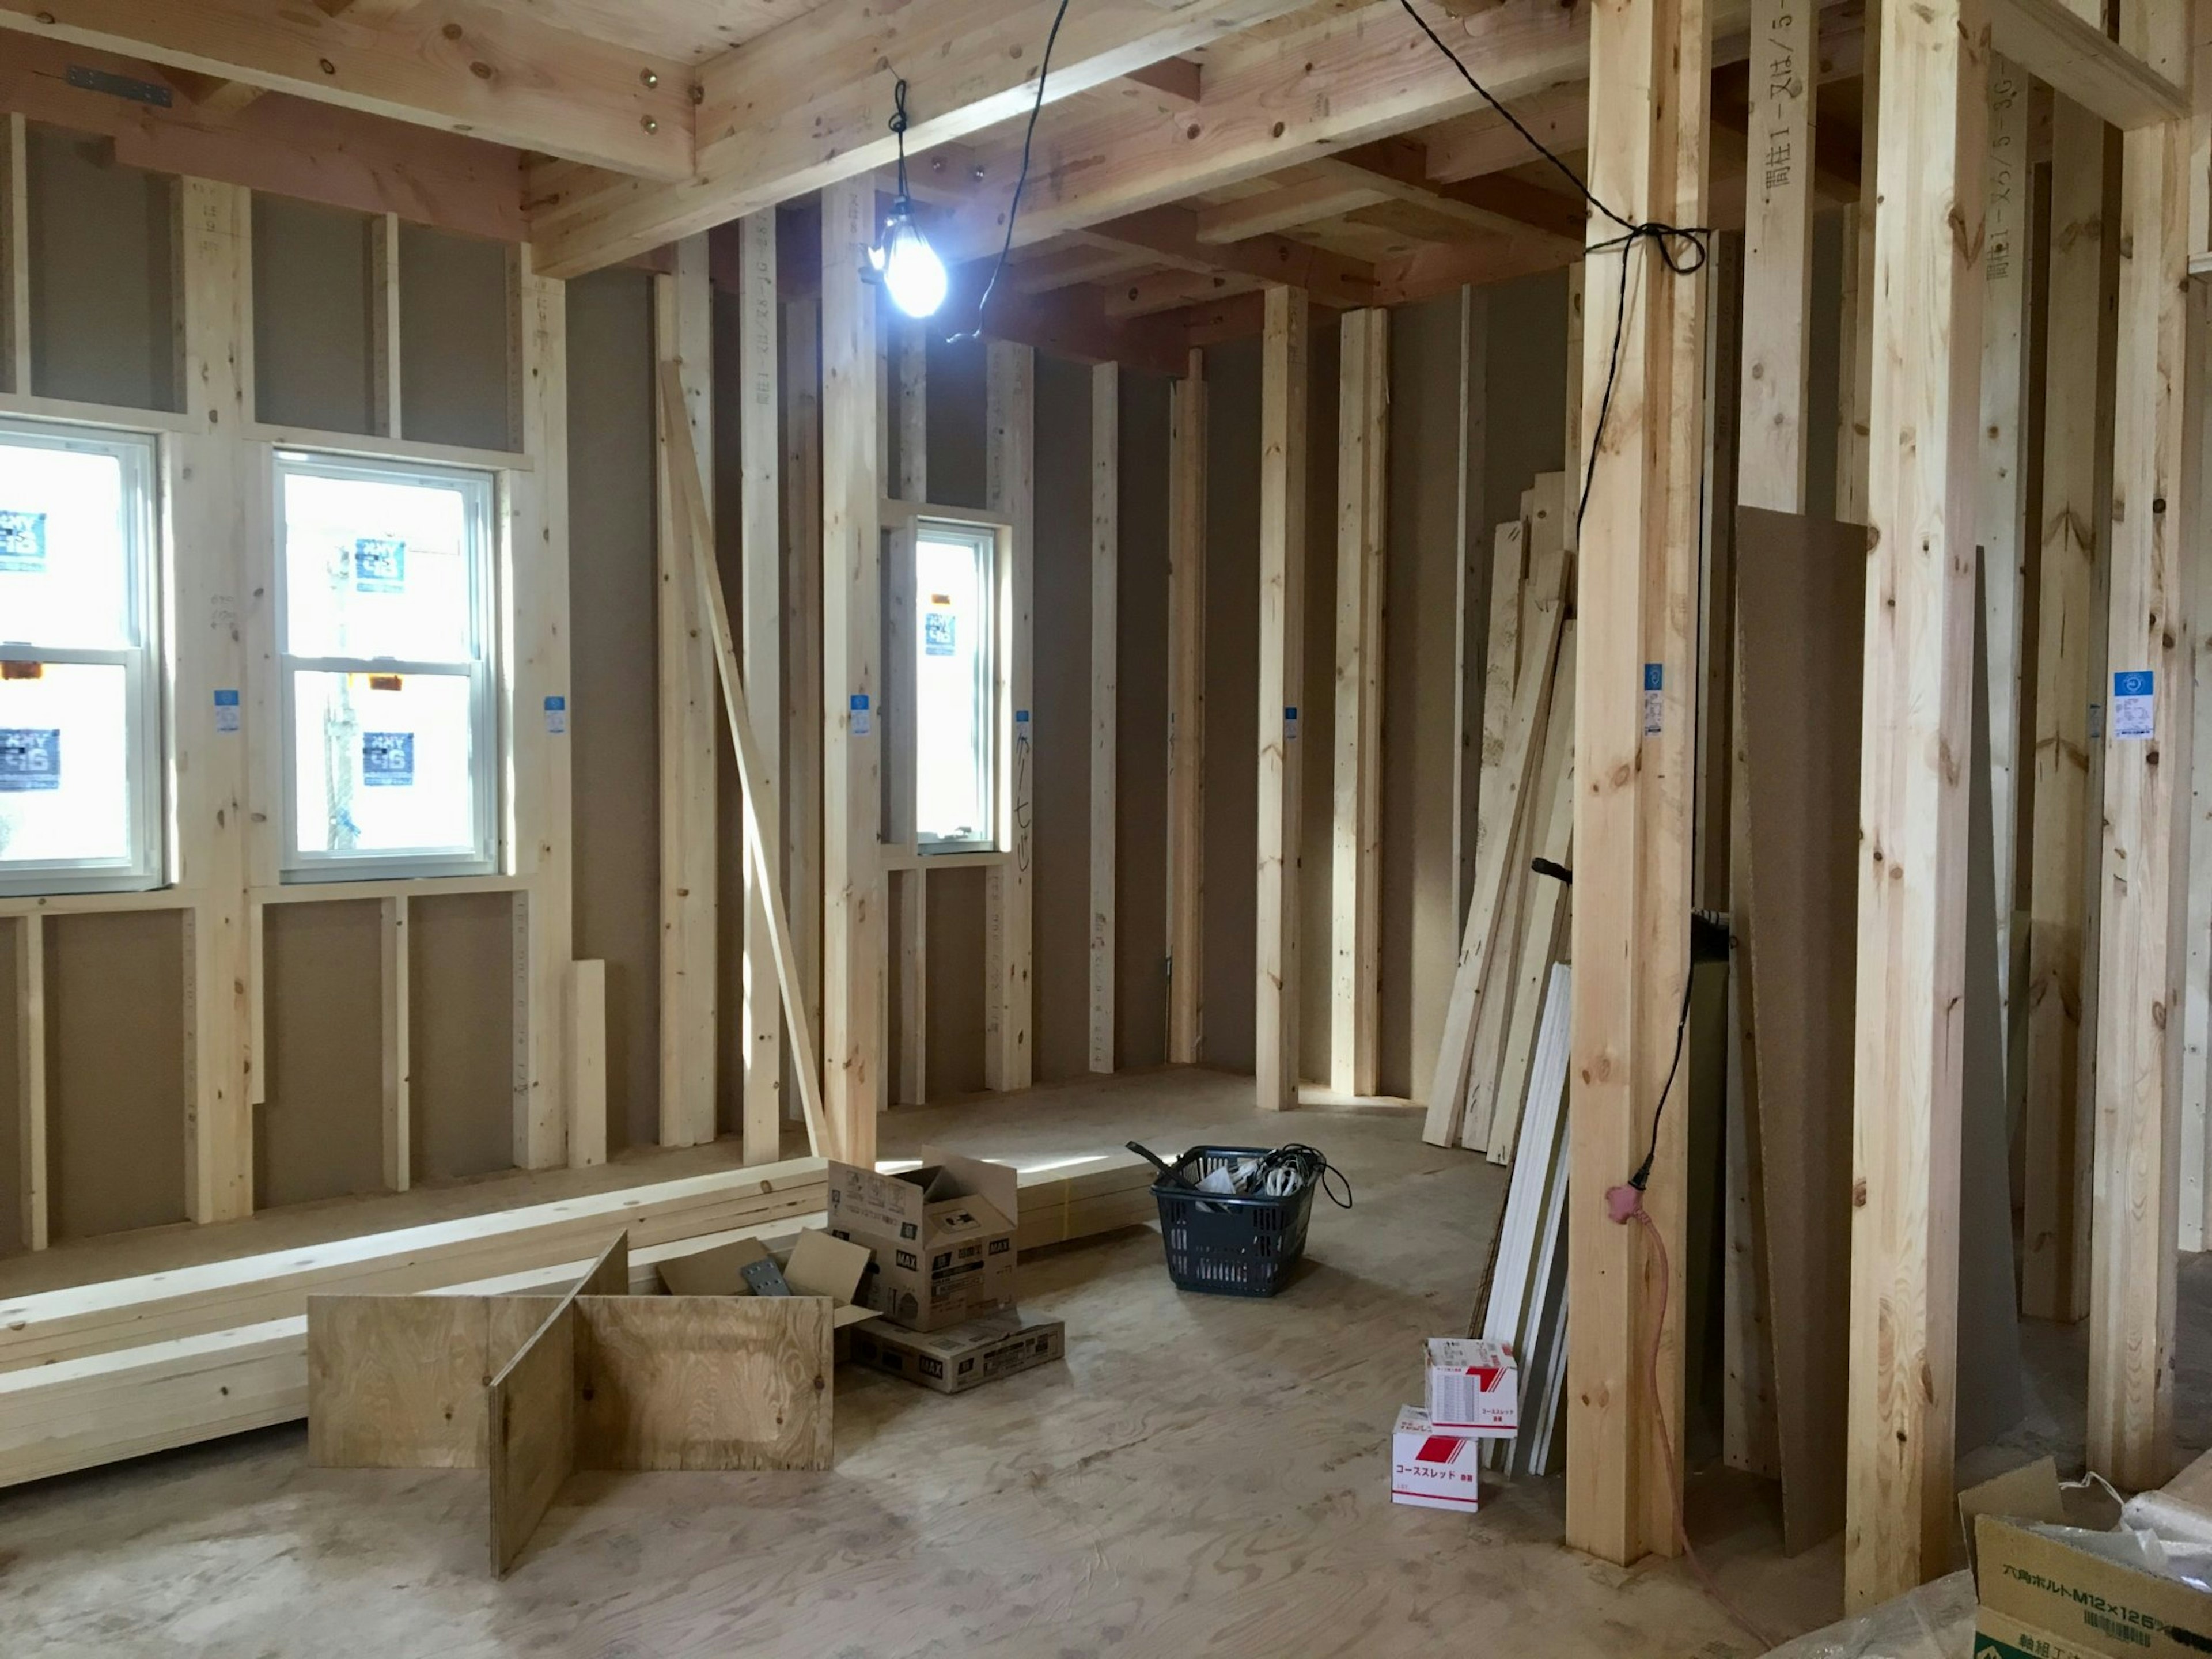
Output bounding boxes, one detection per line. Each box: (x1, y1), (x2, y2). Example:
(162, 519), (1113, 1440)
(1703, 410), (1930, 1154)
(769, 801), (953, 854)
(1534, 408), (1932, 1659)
(827, 1147), (1019, 1332)
(1423, 1338), (1518, 1435)
(1972, 1513), (2212, 1659)
(848, 1309), (1065, 1395)
(656, 1228), (878, 1330)
(1391, 1406), (1482, 1512)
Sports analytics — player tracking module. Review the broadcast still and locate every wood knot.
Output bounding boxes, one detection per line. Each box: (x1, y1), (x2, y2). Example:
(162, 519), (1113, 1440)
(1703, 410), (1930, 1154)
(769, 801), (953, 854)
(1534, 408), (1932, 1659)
(1853, 1177), (1868, 1207)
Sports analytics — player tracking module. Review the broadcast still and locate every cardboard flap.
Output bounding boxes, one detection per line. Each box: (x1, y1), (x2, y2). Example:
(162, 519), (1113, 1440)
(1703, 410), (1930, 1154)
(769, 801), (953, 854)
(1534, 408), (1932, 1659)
(786, 1230), (870, 1304)
(1959, 1457), (2066, 1578)
(658, 1237), (771, 1297)
(914, 1144), (1020, 1224)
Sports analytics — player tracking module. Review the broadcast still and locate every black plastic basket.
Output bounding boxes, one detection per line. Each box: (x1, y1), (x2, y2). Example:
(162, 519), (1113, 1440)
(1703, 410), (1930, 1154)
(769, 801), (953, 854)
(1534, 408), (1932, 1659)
(1150, 1145), (1319, 1297)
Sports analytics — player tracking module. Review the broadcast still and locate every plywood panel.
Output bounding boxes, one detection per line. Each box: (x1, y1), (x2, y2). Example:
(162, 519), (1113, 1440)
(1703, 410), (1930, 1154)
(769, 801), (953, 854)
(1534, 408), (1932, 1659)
(566, 267), (661, 1151)
(409, 893), (517, 1184)
(306, 1292), (543, 1468)
(1033, 354), (1094, 1085)
(397, 222), (514, 451)
(1201, 336), (1260, 1074)
(488, 1298), (576, 1576)
(250, 194), (376, 434)
(47, 912), (187, 1241)
(1115, 369), (1173, 1071)
(24, 124), (175, 411)
(257, 900), (384, 1210)
(572, 1294), (832, 1471)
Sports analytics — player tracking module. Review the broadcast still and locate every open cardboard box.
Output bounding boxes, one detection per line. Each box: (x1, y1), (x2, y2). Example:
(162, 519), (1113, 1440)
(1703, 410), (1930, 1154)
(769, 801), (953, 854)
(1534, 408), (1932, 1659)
(657, 1228), (878, 1331)
(827, 1147), (1020, 1332)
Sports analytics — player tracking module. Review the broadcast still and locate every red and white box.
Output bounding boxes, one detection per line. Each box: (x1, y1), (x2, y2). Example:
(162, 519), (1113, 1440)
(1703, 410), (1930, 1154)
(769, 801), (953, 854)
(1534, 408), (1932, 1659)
(1423, 1337), (1518, 1434)
(1391, 1406), (1482, 1511)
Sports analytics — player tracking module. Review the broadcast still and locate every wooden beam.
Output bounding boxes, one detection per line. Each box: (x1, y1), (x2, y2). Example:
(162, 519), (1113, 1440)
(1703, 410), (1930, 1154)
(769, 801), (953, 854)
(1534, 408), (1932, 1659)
(1323, 138), (1588, 242)
(13, 916), (44, 1252)
(1566, 0), (1707, 1570)
(1195, 175), (1391, 244)
(737, 210), (783, 1165)
(380, 896), (410, 1192)
(1255, 286), (1309, 1113)
(2022, 98), (2115, 1326)
(159, 68), (270, 119)
(1081, 207), (1378, 309)
(819, 179), (882, 1164)
(2087, 112), (2194, 1495)
(1090, 360), (1119, 1075)
(0, 0), (694, 177)
(655, 238), (718, 1152)
(1166, 350), (1208, 1064)
(984, 342), (1036, 1093)
(1330, 308), (1387, 1098)
(1843, 0), (1984, 1609)
(1, 112), (27, 396)
(528, 0), (1314, 278)
(1122, 57), (1203, 106)
(1988, 0), (2187, 131)
(1737, 0), (1816, 514)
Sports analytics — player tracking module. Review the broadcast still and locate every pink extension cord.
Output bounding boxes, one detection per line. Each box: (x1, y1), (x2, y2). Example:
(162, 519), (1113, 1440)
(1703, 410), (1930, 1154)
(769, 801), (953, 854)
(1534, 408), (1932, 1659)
(1605, 1180), (1778, 1653)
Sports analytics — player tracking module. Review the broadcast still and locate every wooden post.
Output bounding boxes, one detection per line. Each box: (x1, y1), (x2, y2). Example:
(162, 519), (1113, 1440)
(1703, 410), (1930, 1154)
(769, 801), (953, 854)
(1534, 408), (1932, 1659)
(1738, 0), (1816, 515)
(381, 896), (410, 1192)
(1565, 0), (1708, 1569)
(173, 176), (255, 1224)
(892, 319), (929, 1109)
(738, 210), (783, 1163)
(1166, 349), (1208, 1063)
(783, 292), (825, 1098)
(654, 236), (718, 1149)
(2023, 99), (2117, 1325)
(820, 179), (882, 1165)
(2, 113), (28, 395)
(984, 342), (1035, 1093)
(369, 212), (401, 440)
(1256, 286), (1309, 1113)
(2088, 112), (2194, 1495)
(13, 915), (44, 1251)
(1835, 0), (1880, 527)
(1844, 0), (1984, 1608)
(1563, 264), (1584, 546)
(1090, 360), (1119, 1074)
(1453, 288), (1489, 929)
(1331, 308), (1388, 1098)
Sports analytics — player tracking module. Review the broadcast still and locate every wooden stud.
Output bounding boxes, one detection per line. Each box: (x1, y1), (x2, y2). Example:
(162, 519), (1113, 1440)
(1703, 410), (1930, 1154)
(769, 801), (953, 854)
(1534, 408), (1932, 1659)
(1166, 349), (1208, 1063)
(1982, 58), (2033, 1044)
(172, 176), (255, 1225)
(1090, 360), (1119, 1074)
(2086, 112), (2194, 1495)
(369, 211), (402, 440)
(1565, 0), (1707, 1568)
(654, 238), (718, 1151)
(564, 960), (606, 1172)
(1738, 0), (1816, 515)
(2022, 99), (2116, 1324)
(1843, 0), (1985, 1608)
(1698, 230), (1741, 912)
(782, 291), (825, 1099)
(1330, 308), (1388, 1098)
(13, 916), (44, 1252)
(509, 245), (579, 1170)
(1452, 287), (1489, 928)
(891, 318), (929, 1110)
(984, 342), (1035, 1094)
(819, 179), (882, 1164)
(379, 896), (410, 1192)
(1255, 286), (1309, 1113)
(738, 211), (784, 1163)
(1563, 263), (1585, 546)
(1, 112), (27, 396)
(1836, 6), (1880, 529)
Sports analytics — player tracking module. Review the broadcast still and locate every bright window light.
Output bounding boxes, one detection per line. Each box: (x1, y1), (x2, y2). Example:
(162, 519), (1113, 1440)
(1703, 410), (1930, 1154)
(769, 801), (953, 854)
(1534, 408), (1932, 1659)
(0, 418), (160, 895)
(912, 520), (997, 850)
(275, 453), (495, 879)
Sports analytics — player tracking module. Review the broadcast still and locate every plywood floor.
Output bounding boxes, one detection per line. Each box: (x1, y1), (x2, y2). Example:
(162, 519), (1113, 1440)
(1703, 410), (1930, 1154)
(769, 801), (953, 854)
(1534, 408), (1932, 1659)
(2, 1065), (2166, 1657)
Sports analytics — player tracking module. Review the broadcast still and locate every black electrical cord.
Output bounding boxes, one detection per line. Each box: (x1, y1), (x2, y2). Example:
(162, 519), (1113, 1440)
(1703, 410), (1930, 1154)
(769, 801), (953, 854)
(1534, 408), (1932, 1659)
(889, 78), (913, 206)
(1396, 0), (1709, 1184)
(947, 0), (1075, 341)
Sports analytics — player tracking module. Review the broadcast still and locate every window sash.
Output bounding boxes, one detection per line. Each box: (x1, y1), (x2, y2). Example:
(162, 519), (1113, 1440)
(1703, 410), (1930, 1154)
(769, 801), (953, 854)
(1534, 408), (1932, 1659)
(911, 518), (998, 854)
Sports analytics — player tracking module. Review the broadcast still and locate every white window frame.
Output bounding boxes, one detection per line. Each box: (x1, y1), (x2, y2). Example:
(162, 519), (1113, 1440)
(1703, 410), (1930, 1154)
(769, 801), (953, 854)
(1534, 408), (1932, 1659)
(0, 416), (163, 896)
(886, 507), (1006, 857)
(273, 449), (499, 882)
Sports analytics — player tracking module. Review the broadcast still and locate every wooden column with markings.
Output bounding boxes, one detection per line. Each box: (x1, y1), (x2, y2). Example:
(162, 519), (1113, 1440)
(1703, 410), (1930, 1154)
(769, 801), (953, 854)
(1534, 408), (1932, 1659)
(1565, 0), (1707, 1568)
(820, 180), (882, 1165)
(1331, 308), (1387, 1098)
(2088, 106), (2194, 1495)
(1738, 0), (1815, 515)
(737, 210), (784, 1162)
(984, 342), (1035, 1093)
(1256, 287), (1309, 1113)
(655, 237), (717, 1149)
(1843, 0), (1985, 1609)
(1166, 350), (1208, 1063)
(1090, 361), (1119, 1074)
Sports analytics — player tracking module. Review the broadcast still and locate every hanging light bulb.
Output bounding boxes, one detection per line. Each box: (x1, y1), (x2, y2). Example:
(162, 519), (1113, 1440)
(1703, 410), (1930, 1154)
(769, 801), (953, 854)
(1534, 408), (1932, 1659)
(869, 79), (947, 319)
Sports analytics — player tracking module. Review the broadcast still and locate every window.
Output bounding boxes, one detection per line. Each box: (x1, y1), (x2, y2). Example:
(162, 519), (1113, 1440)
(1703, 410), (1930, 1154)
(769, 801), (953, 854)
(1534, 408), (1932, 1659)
(275, 453), (495, 879)
(910, 518), (998, 850)
(0, 419), (160, 894)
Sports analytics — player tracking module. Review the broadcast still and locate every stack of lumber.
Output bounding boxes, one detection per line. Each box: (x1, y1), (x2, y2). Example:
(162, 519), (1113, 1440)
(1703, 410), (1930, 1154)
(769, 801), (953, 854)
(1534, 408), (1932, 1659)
(1013, 1152), (1160, 1251)
(1423, 474), (1577, 1160)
